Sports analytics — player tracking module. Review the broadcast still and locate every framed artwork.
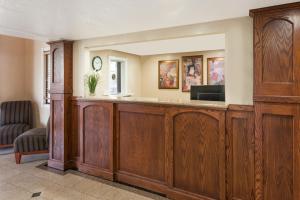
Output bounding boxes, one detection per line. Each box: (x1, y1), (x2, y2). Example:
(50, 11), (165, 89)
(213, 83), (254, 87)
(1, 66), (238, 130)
(158, 60), (179, 89)
(207, 57), (225, 85)
(182, 55), (203, 92)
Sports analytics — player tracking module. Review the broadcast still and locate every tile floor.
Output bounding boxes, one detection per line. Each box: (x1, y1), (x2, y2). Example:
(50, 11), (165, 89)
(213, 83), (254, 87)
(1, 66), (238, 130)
(0, 149), (168, 200)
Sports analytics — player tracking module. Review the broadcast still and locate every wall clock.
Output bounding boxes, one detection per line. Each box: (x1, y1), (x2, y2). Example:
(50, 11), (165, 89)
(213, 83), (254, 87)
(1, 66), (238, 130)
(92, 56), (102, 72)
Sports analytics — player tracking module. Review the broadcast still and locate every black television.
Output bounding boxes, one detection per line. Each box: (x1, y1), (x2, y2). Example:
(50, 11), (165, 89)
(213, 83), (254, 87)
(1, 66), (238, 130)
(190, 85), (225, 101)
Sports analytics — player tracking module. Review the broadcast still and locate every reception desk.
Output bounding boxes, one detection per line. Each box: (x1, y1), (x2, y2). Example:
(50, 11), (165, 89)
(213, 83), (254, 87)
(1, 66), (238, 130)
(70, 97), (254, 200)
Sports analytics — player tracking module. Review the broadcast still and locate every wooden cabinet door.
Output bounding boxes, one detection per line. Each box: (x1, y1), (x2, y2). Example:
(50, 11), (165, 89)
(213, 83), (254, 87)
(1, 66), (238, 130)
(167, 107), (226, 200)
(49, 41), (73, 94)
(78, 102), (114, 180)
(226, 106), (255, 200)
(252, 7), (300, 99)
(255, 103), (300, 200)
(115, 103), (168, 194)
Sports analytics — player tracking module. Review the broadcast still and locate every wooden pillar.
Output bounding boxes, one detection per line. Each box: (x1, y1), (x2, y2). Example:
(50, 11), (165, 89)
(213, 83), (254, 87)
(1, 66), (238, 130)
(48, 40), (73, 170)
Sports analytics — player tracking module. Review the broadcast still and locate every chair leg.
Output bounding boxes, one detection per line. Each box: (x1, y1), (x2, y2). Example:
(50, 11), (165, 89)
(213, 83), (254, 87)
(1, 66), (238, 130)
(15, 153), (21, 164)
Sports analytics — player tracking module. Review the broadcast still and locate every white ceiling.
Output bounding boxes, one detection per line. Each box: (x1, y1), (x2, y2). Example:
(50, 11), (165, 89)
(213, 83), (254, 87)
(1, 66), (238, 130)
(89, 34), (225, 56)
(0, 0), (297, 41)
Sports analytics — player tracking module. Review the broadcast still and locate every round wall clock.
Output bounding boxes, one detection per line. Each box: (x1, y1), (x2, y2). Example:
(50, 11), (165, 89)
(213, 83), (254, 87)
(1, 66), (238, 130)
(92, 56), (102, 71)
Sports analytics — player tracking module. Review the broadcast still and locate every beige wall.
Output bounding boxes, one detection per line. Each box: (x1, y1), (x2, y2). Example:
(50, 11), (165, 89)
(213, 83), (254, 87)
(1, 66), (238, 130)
(141, 50), (224, 100)
(0, 34), (49, 127)
(89, 50), (142, 96)
(0, 35), (28, 102)
(74, 17), (253, 105)
(25, 40), (50, 127)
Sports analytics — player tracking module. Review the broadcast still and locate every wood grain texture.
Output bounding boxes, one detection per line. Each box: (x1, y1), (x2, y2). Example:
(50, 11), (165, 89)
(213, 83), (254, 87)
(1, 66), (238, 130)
(78, 102), (114, 180)
(71, 102), (80, 166)
(255, 103), (300, 200)
(167, 107), (226, 200)
(226, 106), (255, 200)
(252, 4), (300, 200)
(262, 19), (293, 83)
(116, 103), (167, 193)
(48, 40), (73, 171)
(48, 93), (72, 170)
(252, 5), (300, 98)
(48, 40), (73, 94)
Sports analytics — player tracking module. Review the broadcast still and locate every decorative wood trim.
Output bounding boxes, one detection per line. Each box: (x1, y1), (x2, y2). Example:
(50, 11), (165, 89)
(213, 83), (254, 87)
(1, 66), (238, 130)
(250, 2), (300, 17)
(116, 171), (168, 195)
(254, 96), (300, 104)
(254, 102), (300, 200)
(227, 104), (254, 112)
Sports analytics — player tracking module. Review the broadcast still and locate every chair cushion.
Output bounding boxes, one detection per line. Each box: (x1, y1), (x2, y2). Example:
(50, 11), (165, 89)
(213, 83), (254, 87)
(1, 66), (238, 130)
(0, 101), (32, 127)
(0, 124), (30, 145)
(14, 128), (48, 153)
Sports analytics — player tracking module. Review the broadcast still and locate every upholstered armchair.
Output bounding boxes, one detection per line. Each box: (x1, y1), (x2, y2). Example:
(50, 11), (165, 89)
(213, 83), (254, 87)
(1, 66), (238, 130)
(0, 101), (32, 148)
(14, 118), (49, 164)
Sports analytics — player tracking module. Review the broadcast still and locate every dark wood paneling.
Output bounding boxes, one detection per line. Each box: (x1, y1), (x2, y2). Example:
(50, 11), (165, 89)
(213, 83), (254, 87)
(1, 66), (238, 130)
(48, 40), (73, 171)
(251, 4), (300, 200)
(52, 99), (63, 161)
(48, 93), (72, 170)
(167, 107), (226, 200)
(53, 47), (63, 84)
(49, 40), (73, 94)
(71, 102), (80, 165)
(252, 4), (300, 99)
(255, 103), (300, 200)
(227, 105), (255, 200)
(116, 103), (167, 194)
(262, 19), (293, 83)
(78, 102), (114, 180)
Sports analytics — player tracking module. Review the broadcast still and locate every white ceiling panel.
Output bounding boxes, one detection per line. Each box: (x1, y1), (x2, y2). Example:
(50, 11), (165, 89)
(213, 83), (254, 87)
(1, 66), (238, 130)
(0, 0), (297, 41)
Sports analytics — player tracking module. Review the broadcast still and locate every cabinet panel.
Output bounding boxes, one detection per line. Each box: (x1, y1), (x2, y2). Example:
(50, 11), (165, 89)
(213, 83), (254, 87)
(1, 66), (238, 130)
(78, 102), (113, 180)
(49, 40), (73, 94)
(167, 107), (226, 200)
(262, 19), (293, 83)
(116, 104), (167, 194)
(255, 103), (300, 200)
(48, 93), (72, 170)
(226, 106), (255, 200)
(252, 7), (300, 99)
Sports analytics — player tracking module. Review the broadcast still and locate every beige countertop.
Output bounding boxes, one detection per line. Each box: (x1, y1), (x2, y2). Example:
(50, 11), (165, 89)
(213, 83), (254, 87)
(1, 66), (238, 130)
(74, 96), (228, 109)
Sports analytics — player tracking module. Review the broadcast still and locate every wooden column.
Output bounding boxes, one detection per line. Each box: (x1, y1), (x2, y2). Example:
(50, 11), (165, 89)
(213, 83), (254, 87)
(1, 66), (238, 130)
(48, 40), (73, 170)
(250, 3), (300, 200)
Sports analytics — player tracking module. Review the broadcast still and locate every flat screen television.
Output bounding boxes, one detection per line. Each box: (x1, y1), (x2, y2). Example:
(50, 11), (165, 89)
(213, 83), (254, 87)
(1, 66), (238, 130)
(190, 85), (225, 101)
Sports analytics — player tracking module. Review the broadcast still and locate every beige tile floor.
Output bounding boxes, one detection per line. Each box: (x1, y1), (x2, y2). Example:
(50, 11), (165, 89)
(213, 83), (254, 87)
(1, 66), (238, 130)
(0, 150), (168, 200)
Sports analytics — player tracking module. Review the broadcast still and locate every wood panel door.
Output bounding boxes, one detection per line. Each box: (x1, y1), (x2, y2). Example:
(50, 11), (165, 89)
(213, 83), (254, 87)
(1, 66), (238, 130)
(167, 107), (226, 200)
(78, 102), (114, 180)
(226, 105), (255, 200)
(49, 40), (73, 94)
(116, 103), (168, 194)
(48, 93), (72, 170)
(251, 5), (300, 100)
(255, 103), (300, 200)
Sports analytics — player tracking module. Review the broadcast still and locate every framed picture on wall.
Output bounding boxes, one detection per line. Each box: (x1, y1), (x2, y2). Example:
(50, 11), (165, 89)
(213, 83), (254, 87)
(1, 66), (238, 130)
(182, 55), (203, 92)
(207, 57), (225, 85)
(158, 60), (179, 89)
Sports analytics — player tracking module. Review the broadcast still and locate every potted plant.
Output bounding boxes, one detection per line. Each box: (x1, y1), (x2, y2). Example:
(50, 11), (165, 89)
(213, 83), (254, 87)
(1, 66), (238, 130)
(85, 72), (100, 96)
